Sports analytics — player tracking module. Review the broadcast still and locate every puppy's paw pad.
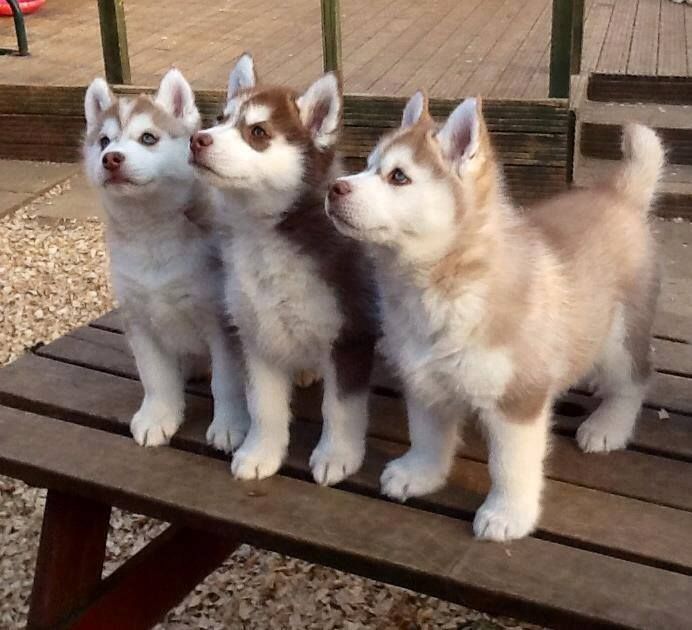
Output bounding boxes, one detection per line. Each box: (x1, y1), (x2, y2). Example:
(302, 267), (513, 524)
(380, 455), (447, 502)
(130, 406), (181, 447)
(206, 416), (247, 453)
(309, 443), (364, 486)
(231, 442), (285, 480)
(576, 420), (629, 453)
(473, 499), (537, 542)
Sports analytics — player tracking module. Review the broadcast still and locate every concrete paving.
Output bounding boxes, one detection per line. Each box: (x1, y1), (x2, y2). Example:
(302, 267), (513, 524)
(0, 161), (78, 218)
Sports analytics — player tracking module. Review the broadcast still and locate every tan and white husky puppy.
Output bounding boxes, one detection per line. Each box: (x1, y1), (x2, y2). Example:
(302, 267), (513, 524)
(191, 55), (376, 486)
(326, 92), (661, 541)
(83, 69), (248, 452)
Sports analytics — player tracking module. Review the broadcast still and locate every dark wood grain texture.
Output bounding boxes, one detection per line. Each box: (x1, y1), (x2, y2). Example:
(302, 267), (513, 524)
(1, 407), (690, 630)
(27, 491), (111, 630)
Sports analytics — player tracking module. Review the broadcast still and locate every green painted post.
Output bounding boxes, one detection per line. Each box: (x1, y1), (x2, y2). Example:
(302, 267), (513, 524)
(321, 0), (342, 75)
(549, 0), (572, 98)
(571, 0), (585, 75)
(97, 0), (131, 85)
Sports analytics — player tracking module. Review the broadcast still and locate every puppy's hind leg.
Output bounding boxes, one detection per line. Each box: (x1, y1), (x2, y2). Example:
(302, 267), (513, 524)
(310, 336), (375, 486)
(577, 305), (650, 453)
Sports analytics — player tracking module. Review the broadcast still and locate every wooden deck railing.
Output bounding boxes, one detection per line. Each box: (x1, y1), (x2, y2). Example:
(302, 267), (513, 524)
(96, 0), (584, 99)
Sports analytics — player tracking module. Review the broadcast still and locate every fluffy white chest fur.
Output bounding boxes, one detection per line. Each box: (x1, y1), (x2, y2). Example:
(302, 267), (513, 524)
(378, 272), (513, 415)
(109, 226), (223, 358)
(226, 228), (343, 371)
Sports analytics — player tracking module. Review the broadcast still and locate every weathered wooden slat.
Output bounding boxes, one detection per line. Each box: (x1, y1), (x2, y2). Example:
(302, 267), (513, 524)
(27, 491), (111, 630)
(0, 143), (81, 163)
(3, 340), (692, 573)
(587, 73), (692, 106)
(581, 122), (692, 164)
(341, 125), (568, 165)
(4, 349), (691, 512)
(0, 111), (566, 169)
(67, 527), (237, 630)
(79, 318), (692, 460)
(0, 84), (569, 132)
(1, 406), (690, 630)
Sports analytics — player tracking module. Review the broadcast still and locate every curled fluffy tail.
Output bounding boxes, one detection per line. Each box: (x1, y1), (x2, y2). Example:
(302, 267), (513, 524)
(614, 124), (664, 213)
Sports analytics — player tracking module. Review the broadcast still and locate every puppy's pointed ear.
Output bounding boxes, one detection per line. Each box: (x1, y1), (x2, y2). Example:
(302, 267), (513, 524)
(84, 78), (114, 132)
(436, 97), (486, 172)
(401, 90), (428, 129)
(296, 72), (341, 149)
(156, 68), (200, 130)
(228, 53), (256, 101)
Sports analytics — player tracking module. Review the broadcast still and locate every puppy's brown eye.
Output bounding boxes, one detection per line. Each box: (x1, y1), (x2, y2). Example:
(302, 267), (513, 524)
(251, 125), (267, 138)
(99, 136), (110, 151)
(140, 132), (158, 146)
(216, 114), (225, 124)
(389, 168), (410, 186)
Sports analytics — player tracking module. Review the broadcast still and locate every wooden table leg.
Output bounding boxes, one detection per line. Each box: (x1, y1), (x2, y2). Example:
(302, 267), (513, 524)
(68, 526), (239, 630)
(27, 490), (111, 630)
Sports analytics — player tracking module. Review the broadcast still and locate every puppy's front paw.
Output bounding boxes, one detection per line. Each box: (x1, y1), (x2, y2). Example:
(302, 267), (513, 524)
(576, 418), (630, 453)
(473, 493), (538, 542)
(380, 453), (449, 502)
(231, 438), (286, 480)
(309, 440), (364, 486)
(206, 410), (249, 453)
(130, 401), (183, 447)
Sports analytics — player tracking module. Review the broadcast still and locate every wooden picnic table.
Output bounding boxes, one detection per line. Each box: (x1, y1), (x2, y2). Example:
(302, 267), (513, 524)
(0, 309), (690, 629)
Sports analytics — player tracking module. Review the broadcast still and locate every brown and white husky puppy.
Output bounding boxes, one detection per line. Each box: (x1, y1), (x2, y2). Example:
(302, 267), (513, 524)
(83, 69), (249, 452)
(326, 92), (661, 541)
(191, 54), (376, 485)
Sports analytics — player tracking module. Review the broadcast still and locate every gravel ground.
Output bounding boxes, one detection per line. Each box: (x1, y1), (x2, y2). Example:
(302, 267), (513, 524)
(0, 188), (539, 630)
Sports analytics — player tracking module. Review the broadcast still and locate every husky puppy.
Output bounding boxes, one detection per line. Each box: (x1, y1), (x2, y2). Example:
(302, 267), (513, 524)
(190, 55), (376, 486)
(83, 69), (248, 452)
(325, 92), (661, 541)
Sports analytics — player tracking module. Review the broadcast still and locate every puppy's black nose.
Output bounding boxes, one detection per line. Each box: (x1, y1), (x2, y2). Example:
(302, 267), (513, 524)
(102, 151), (124, 171)
(190, 132), (213, 153)
(329, 180), (351, 201)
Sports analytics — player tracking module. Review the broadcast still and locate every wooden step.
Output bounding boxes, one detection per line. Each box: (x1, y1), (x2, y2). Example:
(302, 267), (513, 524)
(587, 74), (692, 105)
(576, 101), (692, 168)
(573, 158), (692, 219)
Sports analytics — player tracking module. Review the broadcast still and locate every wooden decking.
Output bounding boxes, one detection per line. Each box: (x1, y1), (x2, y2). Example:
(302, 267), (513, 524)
(0, 0), (687, 100)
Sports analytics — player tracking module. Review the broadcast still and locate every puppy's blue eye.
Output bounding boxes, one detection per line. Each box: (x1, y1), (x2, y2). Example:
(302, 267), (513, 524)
(389, 168), (411, 186)
(140, 132), (158, 146)
(99, 136), (110, 151)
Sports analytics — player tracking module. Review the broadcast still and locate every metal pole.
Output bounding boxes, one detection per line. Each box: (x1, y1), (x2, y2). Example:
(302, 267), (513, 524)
(4, 0), (29, 56)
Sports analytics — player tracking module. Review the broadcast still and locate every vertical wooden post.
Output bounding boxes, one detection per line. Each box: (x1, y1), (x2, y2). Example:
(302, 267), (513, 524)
(321, 0), (342, 75)
(549, 0), (573, 98)
(27, 490), (111, 630)
(97, 0), (132, 85)
(570, 0), (585, 75)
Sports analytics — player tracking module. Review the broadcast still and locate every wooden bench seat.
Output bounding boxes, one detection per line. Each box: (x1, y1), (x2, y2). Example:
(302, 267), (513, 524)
(0, 311), (691, 629)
